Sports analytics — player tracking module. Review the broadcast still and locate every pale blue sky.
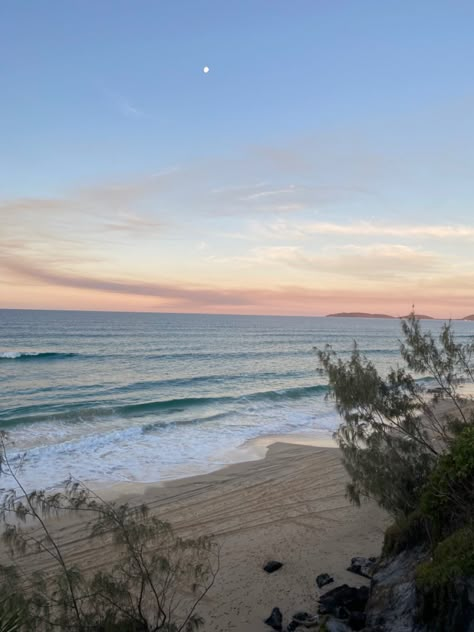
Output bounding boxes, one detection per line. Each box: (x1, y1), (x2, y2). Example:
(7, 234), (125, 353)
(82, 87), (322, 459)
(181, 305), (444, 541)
(1, 1), (474, 315)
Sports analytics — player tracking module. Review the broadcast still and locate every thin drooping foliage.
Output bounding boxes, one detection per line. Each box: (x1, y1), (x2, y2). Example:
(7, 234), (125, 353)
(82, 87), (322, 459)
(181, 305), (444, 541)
(0, 435), (219, 631)
(318, 313), (474, 518)
(319, 314), (474, 629)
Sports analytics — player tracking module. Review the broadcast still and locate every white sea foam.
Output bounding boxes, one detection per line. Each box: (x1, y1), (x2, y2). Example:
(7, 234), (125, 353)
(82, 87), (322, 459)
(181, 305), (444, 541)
(5, 405), (339, 492)
(0, 351), (76, 360)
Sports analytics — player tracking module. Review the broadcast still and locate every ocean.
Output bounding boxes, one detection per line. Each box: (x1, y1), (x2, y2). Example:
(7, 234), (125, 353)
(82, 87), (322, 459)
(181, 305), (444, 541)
(1, 309), (473, 491)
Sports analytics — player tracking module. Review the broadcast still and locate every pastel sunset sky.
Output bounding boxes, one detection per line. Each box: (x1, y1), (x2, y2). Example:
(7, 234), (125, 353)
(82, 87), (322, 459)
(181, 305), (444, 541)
(2, 1), (474, 317)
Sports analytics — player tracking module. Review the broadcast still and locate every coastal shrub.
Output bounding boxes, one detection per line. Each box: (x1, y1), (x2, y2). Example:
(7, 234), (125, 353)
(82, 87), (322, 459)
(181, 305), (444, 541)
(382, 510), (428, 558)
(0, 435), (219, 632)
(415, 528), (474, 631)
(400, 317), (474, 432)
(420, 425), (474, 539)
(0, 591), (27, 632)
(383, 426), (474, 557)
(318, 313), (474, 519)
(416, 528), (474, 590)
(0, 566), (33, 631)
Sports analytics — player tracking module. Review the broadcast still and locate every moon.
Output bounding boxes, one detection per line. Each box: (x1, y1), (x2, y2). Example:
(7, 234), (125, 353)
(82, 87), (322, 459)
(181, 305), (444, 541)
(203, 66), (210, 74)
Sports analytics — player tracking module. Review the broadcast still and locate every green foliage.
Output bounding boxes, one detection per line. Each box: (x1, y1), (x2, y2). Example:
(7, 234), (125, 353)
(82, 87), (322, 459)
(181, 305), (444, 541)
(0, 567), (33, 632)
(0, 597), (26, 632)
(318, 313), (474, 519)
(416, 528), (474, 590)
(420, 426), (474, 538)
(383, 428), (474, 557)
(415, 527), (474, 631)
(382, 510), (428, 558)
(0, 435), (219, 632)
(401, 318), (474, 421)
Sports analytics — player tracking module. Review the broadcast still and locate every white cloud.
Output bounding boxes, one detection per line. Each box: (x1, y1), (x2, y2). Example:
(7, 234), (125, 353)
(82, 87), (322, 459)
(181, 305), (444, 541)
(254, 219), (474, 241)
(234, 242), (444, 280)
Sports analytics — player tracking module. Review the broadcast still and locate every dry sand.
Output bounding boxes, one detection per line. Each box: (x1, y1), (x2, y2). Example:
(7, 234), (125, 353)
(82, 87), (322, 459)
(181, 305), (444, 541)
(8, 441), (389, 631)
(156, 442), (389, 632)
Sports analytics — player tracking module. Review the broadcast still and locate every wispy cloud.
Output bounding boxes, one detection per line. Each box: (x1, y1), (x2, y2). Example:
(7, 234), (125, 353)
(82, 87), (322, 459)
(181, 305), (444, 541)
(1, 257), (249, 307)
(116, 95), (145, 118)
(3, 254), (474, 317)
(241, 186), (296, 201)
(101, 86), (145, 119)
(274, 244), (440, 278)
(254, 220), (474, 241)
(208, 243), (443, 281)
(0, 172), (173, 235)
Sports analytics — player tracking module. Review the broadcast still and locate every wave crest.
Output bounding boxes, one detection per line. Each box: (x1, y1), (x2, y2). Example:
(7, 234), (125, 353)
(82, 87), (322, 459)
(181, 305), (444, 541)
(0, 352), (78, 361)
(0, 384), (327, 427)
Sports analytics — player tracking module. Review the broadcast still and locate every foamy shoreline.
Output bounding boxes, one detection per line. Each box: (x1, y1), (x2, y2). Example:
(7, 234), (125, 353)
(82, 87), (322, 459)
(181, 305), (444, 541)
(94, 430), (337, 499)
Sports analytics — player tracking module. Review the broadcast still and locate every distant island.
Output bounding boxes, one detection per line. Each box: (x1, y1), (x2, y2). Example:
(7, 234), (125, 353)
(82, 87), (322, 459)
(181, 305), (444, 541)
(326, 312), (434, 320)
(327, 312), (474, 320)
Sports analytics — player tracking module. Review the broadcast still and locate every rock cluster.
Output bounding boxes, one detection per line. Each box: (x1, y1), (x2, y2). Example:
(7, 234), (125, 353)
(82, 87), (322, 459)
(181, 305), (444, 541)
(263, 557), (375, 631)
(318, 584), (369, 630)
(263, 550), (474, 631)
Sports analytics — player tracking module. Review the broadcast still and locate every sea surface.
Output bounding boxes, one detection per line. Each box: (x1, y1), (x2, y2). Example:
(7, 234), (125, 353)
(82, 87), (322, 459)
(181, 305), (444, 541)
(1, 309), (473, 491)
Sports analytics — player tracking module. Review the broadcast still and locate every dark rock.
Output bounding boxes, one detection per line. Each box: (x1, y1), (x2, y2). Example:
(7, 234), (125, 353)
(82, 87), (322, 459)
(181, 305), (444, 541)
(365, 547), (428, 631)
(264, 560), (283, 573)
(347, 556), (378, 579)
(334, 605), (350, 619)
(292, 611), (310, 622)
(264, 607), (283, 631)
(290, 612), (319, 628)
(316, 572), (334, 589)
(357, 585), (370, 603)
(318, 584), (369, 616)
(318, 596), (337, 615)
(286, 622), (299, 632)
(324, 617), (352, 632)
(348, 610), (366, 630)
(366, 544), (474, 631)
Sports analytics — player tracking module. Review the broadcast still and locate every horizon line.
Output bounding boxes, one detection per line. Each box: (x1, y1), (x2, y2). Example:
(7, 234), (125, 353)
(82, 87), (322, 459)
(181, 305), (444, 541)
(1, 307), (472, 321)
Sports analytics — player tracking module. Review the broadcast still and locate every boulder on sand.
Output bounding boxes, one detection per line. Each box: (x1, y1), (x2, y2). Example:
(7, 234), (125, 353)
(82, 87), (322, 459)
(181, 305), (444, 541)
(318, 584), (369, 616)
(316, 572), (334, 589)
(264, 560), (283, 573)
(347, 556), (377, 579)
(264, 607), (283, 631)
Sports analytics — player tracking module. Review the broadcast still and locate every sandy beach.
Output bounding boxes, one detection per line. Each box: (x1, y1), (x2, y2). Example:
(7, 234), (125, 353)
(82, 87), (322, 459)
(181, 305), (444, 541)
(10, 440), (389, 631)
(160, 442), (389, 631)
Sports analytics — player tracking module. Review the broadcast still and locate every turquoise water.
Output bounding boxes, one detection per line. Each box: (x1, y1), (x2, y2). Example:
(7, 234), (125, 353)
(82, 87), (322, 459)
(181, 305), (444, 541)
(1, 310), (473, 490)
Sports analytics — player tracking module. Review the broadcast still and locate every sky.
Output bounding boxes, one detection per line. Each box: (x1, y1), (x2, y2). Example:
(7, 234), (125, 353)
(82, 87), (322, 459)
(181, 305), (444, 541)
(1, 1), (474, 317)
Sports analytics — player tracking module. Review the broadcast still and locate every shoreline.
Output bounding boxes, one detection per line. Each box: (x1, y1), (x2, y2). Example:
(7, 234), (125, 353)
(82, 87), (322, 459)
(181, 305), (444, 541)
(96, 430), (337, 500)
